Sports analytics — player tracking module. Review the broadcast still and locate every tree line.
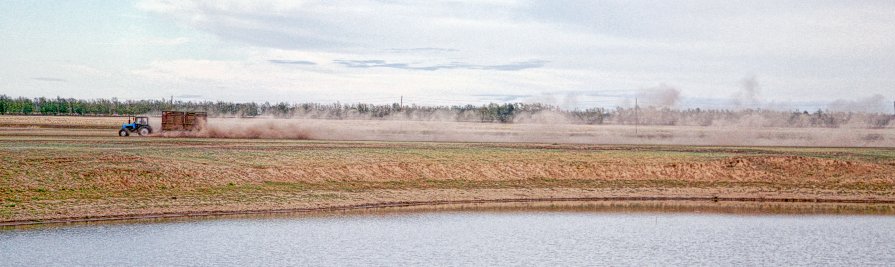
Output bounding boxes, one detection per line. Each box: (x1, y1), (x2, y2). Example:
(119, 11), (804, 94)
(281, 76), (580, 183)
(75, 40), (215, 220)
(0, 95), (891, 128)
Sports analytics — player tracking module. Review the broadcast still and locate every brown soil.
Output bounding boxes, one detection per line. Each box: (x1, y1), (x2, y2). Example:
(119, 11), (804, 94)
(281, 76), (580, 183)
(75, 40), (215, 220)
(2, 118), (895, 225)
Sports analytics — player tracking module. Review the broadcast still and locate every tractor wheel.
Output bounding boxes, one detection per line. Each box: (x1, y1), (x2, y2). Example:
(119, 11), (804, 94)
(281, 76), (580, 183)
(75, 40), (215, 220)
(119, 129), (129, 137)
(137, 127), (151, 136)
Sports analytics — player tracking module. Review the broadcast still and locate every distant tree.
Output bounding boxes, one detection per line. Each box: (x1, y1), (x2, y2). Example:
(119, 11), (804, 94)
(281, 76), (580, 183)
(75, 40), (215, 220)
(0, 95), (8, 114)
(21, 98), (34, 114)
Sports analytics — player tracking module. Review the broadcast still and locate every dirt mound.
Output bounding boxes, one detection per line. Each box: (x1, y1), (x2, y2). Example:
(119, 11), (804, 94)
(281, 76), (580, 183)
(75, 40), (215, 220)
(716, 156), (886, 183)
(723, 156), (879, 173)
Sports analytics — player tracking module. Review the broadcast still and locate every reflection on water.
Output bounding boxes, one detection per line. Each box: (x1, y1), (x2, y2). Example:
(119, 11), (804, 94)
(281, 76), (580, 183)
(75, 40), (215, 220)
(2, 210), (894, 266)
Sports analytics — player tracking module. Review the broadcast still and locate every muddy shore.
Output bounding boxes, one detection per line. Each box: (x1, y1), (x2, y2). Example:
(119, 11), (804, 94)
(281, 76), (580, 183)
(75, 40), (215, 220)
(3, 193), (895, 227)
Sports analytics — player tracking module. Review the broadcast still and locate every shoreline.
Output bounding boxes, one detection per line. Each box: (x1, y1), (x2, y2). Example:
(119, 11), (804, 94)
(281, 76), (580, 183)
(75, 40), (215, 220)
(4, 195), (895, 227)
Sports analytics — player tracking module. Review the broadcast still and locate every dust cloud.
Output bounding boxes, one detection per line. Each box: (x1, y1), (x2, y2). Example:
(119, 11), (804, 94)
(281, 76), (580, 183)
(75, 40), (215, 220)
(155, 117), (895, 147)
(159, 119), (311, 139)
(732, 75), (761, 108)
(827, 94), (889, 113)
(146, 82), (893, 147)
(637, 84), (681, 108)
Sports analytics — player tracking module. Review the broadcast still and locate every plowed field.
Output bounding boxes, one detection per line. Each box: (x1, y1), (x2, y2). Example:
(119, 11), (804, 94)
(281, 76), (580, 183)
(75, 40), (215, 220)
(2, 116), (894, 225)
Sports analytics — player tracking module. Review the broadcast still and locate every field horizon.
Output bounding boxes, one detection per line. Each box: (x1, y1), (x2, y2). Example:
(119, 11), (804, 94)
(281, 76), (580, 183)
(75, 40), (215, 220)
(2, 114), (894, 147)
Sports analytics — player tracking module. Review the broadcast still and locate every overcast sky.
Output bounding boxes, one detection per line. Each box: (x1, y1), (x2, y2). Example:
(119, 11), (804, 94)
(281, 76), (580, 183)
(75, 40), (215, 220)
(1, 0), (893, 111)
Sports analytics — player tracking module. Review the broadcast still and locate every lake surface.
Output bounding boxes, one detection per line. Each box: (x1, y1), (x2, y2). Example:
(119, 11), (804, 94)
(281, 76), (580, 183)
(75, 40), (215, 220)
(2, 211), (894, 266)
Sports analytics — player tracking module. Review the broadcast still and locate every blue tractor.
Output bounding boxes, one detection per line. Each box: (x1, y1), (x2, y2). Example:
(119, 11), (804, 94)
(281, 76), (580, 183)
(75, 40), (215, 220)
(119, 116), (153, 136)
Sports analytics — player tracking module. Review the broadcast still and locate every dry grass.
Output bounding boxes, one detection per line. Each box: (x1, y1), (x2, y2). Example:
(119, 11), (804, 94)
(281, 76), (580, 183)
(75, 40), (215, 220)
(2, 132), (895, 222)
(3, 136), (893, 190)
(1, 116), (895, 222)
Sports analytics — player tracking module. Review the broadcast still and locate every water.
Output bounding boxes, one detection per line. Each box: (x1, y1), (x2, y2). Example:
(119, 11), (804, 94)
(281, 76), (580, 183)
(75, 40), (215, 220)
(2, 211), (894, 266)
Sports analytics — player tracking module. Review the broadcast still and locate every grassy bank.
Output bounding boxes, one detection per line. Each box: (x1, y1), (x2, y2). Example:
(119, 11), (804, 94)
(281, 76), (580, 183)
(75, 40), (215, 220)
(2, 129), (895, 223)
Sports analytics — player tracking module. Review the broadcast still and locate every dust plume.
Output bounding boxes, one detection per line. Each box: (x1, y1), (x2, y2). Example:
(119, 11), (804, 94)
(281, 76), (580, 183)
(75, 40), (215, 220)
(148, 116), (895, 147)
(827, 94), (888, 113)
(636, 84), (681, 108)
(142, 87), (892, 147)
(732, 75), (761, 108)
(160, 119), (312, 139)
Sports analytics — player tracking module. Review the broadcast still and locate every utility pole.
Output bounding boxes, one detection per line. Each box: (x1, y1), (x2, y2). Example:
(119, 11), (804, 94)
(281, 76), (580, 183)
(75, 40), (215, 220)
(400, 96), (403, 110)
(634, 98), (639, 135)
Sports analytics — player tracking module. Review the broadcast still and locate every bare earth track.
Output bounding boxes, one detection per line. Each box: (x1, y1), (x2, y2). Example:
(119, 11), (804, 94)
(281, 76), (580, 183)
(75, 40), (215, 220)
(1, 116), (894, 225)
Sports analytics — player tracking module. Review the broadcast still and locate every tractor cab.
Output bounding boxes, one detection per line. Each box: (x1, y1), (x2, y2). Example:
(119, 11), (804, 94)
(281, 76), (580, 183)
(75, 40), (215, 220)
(119, 116), (153, 137)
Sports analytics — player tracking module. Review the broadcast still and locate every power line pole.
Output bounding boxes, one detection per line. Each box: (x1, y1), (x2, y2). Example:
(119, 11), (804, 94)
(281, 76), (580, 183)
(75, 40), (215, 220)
(400, 96), (403, 110)
(634, 98), (639, 135)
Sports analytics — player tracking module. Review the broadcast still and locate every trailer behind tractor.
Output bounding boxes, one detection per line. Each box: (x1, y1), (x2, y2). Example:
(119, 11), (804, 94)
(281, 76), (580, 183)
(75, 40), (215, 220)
(162, 111), (207, 131)
(118, 111), (207, 137)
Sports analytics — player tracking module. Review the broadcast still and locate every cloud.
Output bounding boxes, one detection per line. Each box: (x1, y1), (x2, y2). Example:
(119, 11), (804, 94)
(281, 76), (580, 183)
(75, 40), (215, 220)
(139, 0), (895, 101)
(386, 48), (460, 53)
(175, 94), (203, 99)
(137, 1), (895, 58)
(9, 0), (878, 106)
(32, 77), (66, 82)
(128, 57), (581, 104)
(473, 94), (533, 102)
(333, 59), (547, 71)
(87, 37), (191, 47)
(136, 0), (538, 51)
(483, 60), (549, 71)
(268, 59), (316, 65)
(145, 37), (190, 46)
